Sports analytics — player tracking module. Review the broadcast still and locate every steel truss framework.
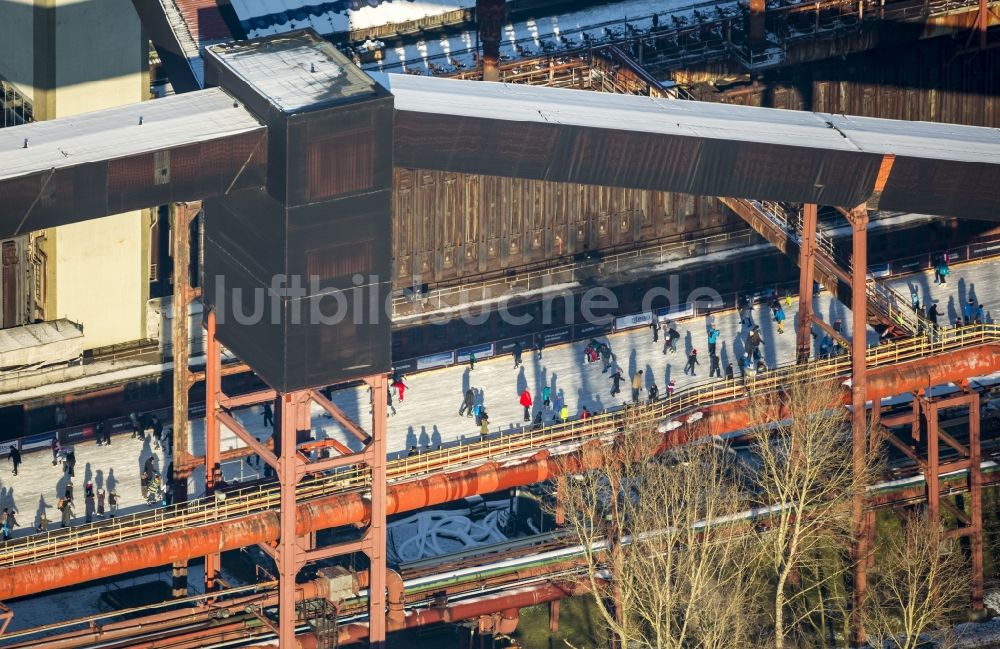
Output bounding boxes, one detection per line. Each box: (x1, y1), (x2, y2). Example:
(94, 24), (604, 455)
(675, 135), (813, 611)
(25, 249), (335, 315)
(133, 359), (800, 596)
(876, 390), (985, 608)
(795, 191), (984, 642)
(201, 306), (389, 646)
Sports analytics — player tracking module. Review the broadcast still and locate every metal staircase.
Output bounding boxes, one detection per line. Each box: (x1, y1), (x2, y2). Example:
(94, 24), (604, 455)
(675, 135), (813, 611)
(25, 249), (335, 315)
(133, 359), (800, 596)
(720, 197), (933, 338)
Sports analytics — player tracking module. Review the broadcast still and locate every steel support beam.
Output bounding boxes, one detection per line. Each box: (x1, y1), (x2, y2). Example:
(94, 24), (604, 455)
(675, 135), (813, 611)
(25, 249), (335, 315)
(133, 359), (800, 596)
(266, 378), (387, 648)
(969, 392), (984, 610)
(217, 410), (279, 469)
(797, 203), (817, 363)
(919, 391), (984, 611)
(749, 0), (766, 41)
(170, 201), (201, 502)
(170, 200), (201, 599)
(277, 391), (306, 648)
(204, 308), (221, 593)
(476, 0), (506, 82)
(366, 374), (389, 648)
(848, 205), (869, 645)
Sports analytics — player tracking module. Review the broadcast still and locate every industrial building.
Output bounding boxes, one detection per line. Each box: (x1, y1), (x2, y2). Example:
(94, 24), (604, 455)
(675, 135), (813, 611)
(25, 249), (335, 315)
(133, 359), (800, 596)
(0, 0), (997, 646)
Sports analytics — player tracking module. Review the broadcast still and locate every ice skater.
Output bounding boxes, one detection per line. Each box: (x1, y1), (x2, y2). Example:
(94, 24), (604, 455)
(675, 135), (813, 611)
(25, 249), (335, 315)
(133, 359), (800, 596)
(8, 445), (20, 476)
(665, 322), (681, 354)
(707, 325), (720, 356)
(519, 389), (533, 422)
(610, 369), (623, 397)
(631, 370), (644, 403)
(392, 378), (408, 402)
(460, 388), (475, 417)
(684, 349), (700, 375)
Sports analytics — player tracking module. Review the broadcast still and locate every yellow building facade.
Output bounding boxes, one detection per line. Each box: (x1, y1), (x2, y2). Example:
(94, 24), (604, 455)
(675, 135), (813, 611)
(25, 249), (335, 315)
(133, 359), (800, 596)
(0, 0), (152, 350)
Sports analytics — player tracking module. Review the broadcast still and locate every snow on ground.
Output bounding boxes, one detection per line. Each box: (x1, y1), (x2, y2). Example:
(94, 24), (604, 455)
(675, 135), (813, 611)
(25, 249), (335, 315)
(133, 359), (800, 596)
(239, 0), (472, 37)
(1, 260), (995, 542)
(364, 0), (738, 73)
(387, 504), (510, 564)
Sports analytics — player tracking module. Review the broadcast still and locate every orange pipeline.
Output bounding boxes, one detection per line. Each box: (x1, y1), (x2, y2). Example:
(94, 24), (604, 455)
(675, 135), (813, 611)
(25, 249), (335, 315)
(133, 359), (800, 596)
(0, 453), (589, 600)
(336, 580), (590, 645)
(0, 344), (995, 600)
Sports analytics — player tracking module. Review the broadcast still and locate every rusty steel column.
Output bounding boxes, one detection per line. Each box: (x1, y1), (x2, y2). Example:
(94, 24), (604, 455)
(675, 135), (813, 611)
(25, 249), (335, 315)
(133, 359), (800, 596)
(171, 201), (202, 501)
(366, 374), (389, 648)
(917, 390), (984, 611)
(848, 205), (869, 645)
(204, 308), (221, 592)
(476, 0), (506, 82)
(969, 392), (984, 611)
(277, 391), (306, 648)
(797, 203), (818, 363)
(748, 0), (766, 42)
(926, 399), (940, 522)
(170, 201), (200, 598)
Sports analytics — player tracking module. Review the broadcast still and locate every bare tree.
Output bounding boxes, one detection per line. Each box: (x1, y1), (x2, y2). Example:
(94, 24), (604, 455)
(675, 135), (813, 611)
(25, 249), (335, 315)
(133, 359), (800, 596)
(556, 413), (759, 649)
(746, 380), (881, 649)
(863, 510), (970, 649)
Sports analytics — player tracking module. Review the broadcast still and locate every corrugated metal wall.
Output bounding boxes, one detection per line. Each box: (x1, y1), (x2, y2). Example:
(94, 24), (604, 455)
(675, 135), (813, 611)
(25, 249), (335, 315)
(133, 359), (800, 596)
(709, 34), (1000, 127)
(392, 169), (732, 287)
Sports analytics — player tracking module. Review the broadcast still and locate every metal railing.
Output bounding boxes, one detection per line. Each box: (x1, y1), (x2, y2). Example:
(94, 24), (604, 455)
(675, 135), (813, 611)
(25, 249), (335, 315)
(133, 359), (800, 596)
(747, 200), (929, 335)
(393, 227), (760, 319)
(346, 8), (472, 43)
(0, 467), (372, 566)
(2, 324), (997, 567)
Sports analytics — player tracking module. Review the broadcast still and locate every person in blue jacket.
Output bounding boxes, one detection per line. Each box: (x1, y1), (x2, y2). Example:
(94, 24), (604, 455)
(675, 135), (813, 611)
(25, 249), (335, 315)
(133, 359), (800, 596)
(707, 326), (720, 355)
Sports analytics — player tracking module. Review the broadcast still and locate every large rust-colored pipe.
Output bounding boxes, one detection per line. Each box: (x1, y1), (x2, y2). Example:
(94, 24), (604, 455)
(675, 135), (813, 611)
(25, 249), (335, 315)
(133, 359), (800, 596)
(691, 342), (1000, 438)
(337, 581), (589, 645)
(0, 454), (586, 600)
(0, 344), (995, 600)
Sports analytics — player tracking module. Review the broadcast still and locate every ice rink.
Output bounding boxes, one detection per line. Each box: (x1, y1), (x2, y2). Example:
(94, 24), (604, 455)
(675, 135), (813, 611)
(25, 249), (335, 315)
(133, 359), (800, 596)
(0, 260), (995, 540)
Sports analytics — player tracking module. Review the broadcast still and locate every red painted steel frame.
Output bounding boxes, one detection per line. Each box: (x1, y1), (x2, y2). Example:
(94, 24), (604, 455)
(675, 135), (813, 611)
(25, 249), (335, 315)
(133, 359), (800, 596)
(849, 205), (870, 644)
(0, 340), (997, 603)
(171, 201), (203, 599)
(796, 203), (817, 363)
(200, 308), (389, 646)
(922, 391), (984, 610)
(204, 308), (221, 592)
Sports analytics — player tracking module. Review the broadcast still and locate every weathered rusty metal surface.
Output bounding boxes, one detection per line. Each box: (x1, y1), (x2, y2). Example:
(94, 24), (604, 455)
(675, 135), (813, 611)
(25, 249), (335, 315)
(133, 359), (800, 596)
(1, 342), (995, 600)
(336, 581), (588, 645)
(392, 168), (731, 287)
(706, 33), (1000, 128)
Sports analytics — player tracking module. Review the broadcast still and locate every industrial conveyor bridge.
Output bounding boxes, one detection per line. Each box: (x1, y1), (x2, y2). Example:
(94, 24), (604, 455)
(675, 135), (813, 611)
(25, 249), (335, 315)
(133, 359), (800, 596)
(1, 30), (999, 646)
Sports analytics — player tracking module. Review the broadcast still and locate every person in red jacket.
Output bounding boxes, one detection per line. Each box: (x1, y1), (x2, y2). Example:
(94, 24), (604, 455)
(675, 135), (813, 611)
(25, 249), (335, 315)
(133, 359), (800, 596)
(519, 389), (533, 422)
(392, 379), (407, 402)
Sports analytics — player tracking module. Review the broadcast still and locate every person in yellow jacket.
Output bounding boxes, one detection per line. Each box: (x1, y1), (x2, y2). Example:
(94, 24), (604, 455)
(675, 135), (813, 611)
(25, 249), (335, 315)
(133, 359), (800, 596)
(631, 370), (644, 403)
(559, 404), (569, 423)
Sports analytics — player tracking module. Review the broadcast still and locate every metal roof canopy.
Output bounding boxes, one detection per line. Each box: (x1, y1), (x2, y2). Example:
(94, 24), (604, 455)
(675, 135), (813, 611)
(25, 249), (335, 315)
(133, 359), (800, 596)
(387, 74), (1000, 221)
(0, 45), (999, 235)
(205, 32), (381, 114)
(0, 89), (262, 181)
(0, 88), (267, 237)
